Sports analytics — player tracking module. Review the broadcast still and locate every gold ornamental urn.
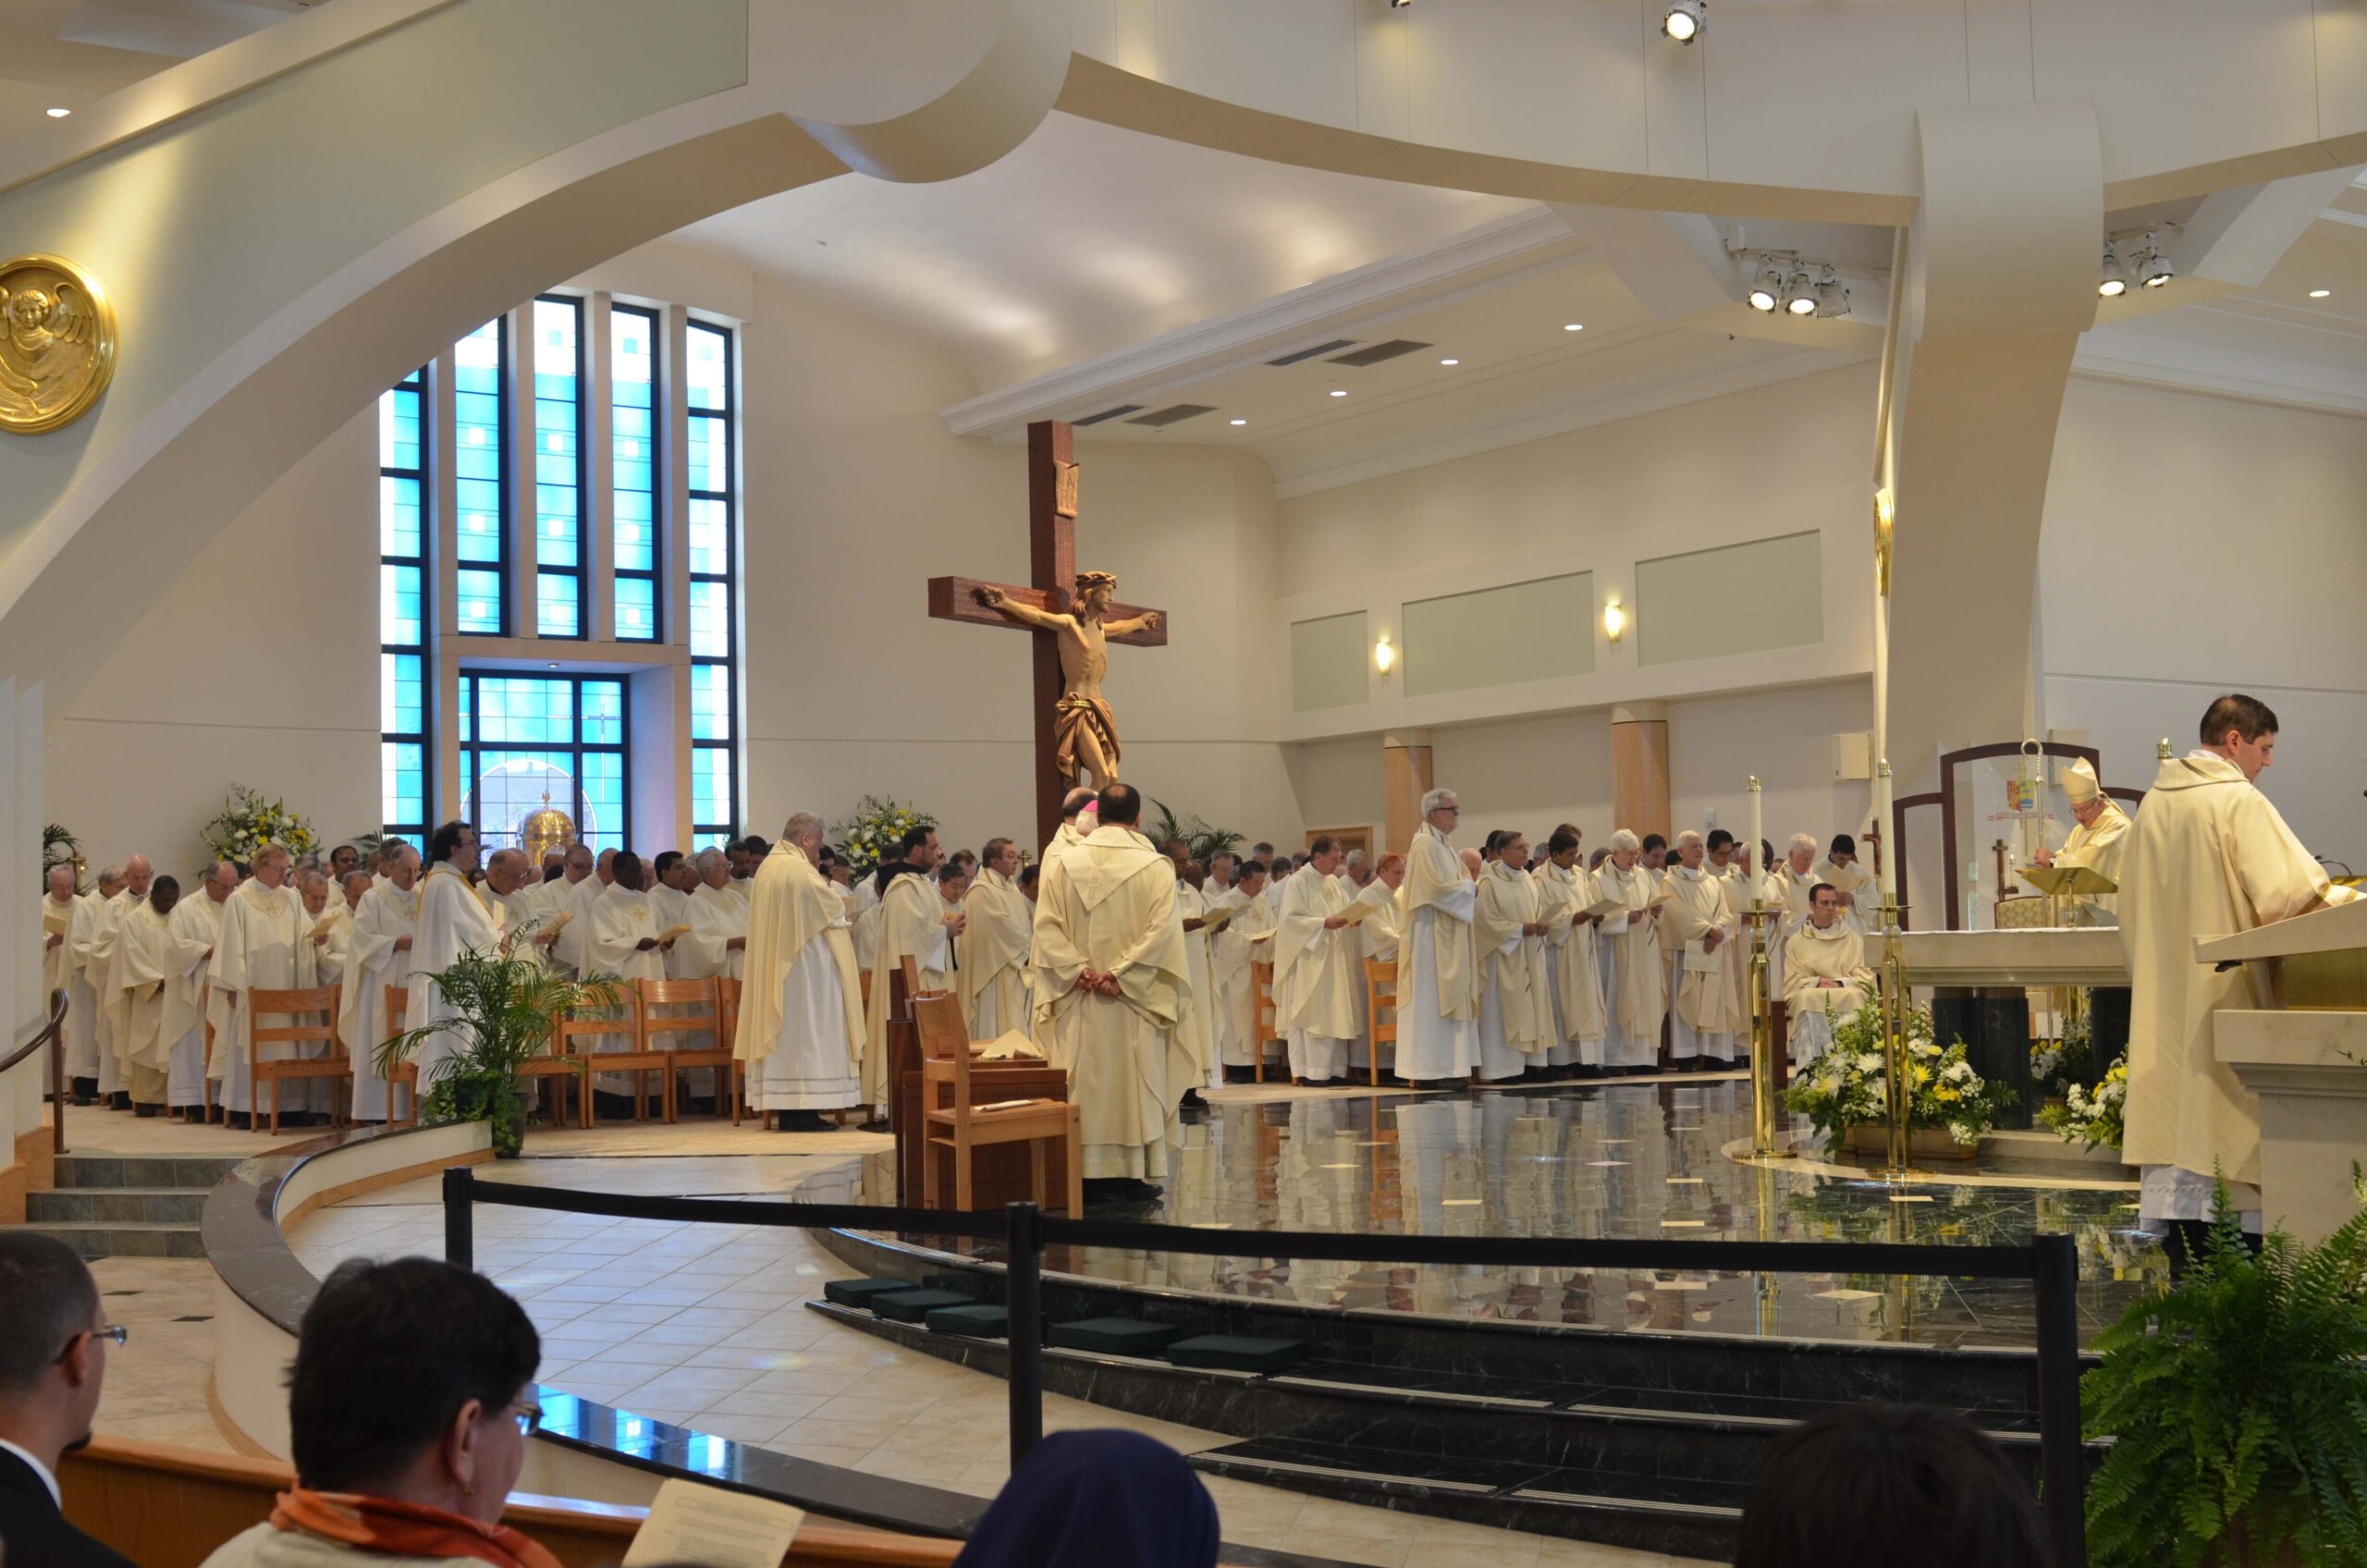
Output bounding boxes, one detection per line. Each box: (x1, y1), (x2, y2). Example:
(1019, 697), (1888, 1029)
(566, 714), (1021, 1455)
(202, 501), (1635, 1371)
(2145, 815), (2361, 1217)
(519, 794), (578, 864)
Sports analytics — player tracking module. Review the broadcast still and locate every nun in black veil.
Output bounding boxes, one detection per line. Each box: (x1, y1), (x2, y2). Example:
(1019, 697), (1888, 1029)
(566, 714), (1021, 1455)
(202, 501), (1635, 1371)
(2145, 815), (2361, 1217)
(953, 1430), (1220, 1568)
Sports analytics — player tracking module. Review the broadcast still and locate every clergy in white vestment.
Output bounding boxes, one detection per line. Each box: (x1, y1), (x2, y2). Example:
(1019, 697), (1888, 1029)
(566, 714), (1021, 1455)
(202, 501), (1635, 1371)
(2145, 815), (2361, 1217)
(688, 848), (750, 981)
(2035, 756), (2133, 925)
(861, 831), (957, 1115)
(2119, 695), (2361, 1269)
(167, 864), (236, 1113)
(1208, 863), (1277, 1073)
(1035, 788), (1098, 892)
(1711, 833), (1768, 1033)
(1782, 883), (1872, 1064)
(39, 867), (78, 1093)
(405, 823), (507, 1093)
(288, 873), (351, 1114)
(111, 878), (214, 1116)
(1596, 830), (1667, 1072)
(1473, 837), (1552, 1084)
(959, 838), (1034, 1041)
(1169, 863), (1220, 1096)
(1346, 855), (1406, 1079)
(341, 844), (420, 1123)
(1272, 839), (1361, 1085)
(736, 815), (864, 1132)
(1662, 833), (1742, 1068)
(582, 851), (680, 1103)
(1032, 785), (1186, 1189)
(60, 872), (111, 1099)
(205, 844), (305, 1124)
(89, 858), (153, 1102)
(1814, 836), (1875, 931)
(546, 843), (600, 974)
(1533, 830), (1607, 1072)
(1396, 790), (1480, 1084)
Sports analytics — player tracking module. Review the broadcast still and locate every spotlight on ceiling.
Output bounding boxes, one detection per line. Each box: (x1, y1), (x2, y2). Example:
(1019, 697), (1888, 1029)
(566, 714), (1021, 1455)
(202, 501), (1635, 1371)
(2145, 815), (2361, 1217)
(1229, 418), (1247, 426)
(2098, 243), (2128, 299)
(1329, 387), (1347, 398)
(1784, 268), (1818, 316)
(1662, 0), (1706, 43)
(1563, 322), (1585, 332)
(45, 106), (70, 118)
(1813, 270), (1851, 319)
(1439, 357), (1459, 366)
(1389, 0), (1411, 7)
(1747, 262), (1782, 313)
(2309, 288), (2332, 300)
(2136, 232), (2174, 289)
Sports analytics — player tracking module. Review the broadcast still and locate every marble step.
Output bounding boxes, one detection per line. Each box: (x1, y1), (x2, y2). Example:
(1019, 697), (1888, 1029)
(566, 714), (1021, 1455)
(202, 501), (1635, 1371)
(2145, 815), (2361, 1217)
(26, 1185), (211, 1225)
(18, 1219), (207, 1259)
(53, 1154), (242, 1189)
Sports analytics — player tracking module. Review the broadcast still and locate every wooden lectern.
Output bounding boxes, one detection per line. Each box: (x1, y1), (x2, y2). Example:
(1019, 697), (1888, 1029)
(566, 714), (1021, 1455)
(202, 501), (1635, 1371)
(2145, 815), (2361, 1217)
(2199, 898), (2367, 1244)
(888, 961), (1073, 1210)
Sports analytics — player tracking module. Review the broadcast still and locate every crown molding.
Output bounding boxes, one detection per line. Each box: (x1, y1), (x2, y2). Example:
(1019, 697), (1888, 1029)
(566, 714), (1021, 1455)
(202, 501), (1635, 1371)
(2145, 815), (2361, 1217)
(2069, 350), (2367, 418)
(938, 204), (1580, 437)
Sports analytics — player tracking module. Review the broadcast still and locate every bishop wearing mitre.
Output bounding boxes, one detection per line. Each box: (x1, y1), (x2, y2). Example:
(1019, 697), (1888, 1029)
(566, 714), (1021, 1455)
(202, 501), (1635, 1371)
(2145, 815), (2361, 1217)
(1272, 838), (1361, 1086)
(735, 815), (865, 1133)
(1535, 829), (1608, 1073)
(343, 843), (420, 1123)
(1596, 830), (1666, 1072)
(862, 828), (960, 1118)
(2120, 694), (2361, 1275)
(1032, 785), (1187, 1193)
(207, 844), (302, 1127)
(1473, 835), (1552, 1083)
(2035, 756), (2131, 925)
(1396, 790), (1480, 1085)
(960, 838), (1034, 1040)
(1783, 882), (1872, 1063)
(407, 823), (504, 1092)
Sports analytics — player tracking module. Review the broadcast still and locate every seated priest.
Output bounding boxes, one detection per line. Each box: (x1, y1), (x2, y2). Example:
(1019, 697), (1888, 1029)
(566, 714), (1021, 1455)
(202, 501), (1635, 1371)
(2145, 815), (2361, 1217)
(1782, 883), (1873, 1064)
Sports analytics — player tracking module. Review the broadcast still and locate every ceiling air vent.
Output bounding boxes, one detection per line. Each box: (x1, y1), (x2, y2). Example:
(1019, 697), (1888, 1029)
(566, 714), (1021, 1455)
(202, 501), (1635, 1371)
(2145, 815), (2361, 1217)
(1073, 404), (1145, 426)
(1327, 338), (1433, 367)
(1266, 338), (1358, 367)
(1126, 403), (1217, 428)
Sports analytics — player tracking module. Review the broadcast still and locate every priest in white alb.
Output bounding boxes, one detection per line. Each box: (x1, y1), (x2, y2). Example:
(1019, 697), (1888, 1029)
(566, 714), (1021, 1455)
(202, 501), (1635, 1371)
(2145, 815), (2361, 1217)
(1782, 882), (1872, 1063)
(1662, 832), (1741, 1069)
(1472, 834), (1551, 1083)
(1207, 859), (1275, 1076)
(111, 877), (213, 1118)
(960, 837), (1034, 1042)
(1596, 830), (1666, 1072)
(1396, 790), (1480, 1085)
(1270, 837), (1361, 1086)
(406, 822), (505, 1094)
(687, 847), (749, 982)
(1535, 829), (1608, 1075)
(206, 843), (304, 1128)
(1814, 835), (1875, 932)
(862, 828), (958, 1118)
(1346, 853), (1406, 1081)
(1033, 784), (1185, 1194)
(1164, 854), (1219, 1098)
(735, 815), (865, 1133)
(2119, 694), (2361, 1276)
(342, 843), (419, 1123)
(40, 867), (78, 1085)
(167, 863), (236, 1116)
(582, 850), (678, 1107)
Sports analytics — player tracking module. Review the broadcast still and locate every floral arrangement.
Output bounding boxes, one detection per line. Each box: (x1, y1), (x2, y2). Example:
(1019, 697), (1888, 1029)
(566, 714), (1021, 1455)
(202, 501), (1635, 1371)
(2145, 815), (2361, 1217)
(1783, 999), (2011, 1157)
(201, 784), (318, 867)
(831, 795), (938, 880)
(2030, 1004), (2091, 1096)
(2041, 1053), (2128, 1153)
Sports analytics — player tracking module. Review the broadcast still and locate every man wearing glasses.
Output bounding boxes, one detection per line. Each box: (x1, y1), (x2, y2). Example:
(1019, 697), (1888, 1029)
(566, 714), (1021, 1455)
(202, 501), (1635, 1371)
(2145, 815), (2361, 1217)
(0, 1232), (135, 1568)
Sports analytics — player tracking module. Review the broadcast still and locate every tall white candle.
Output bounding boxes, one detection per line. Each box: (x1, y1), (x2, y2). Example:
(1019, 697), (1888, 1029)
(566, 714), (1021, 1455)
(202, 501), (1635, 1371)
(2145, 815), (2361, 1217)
(1748, 776), (1763, 885)
(1875, 760), (1896, 900)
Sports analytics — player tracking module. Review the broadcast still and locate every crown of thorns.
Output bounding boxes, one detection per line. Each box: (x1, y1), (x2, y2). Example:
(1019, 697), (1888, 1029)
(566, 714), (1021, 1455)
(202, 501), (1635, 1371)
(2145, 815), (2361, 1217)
(1074, 570), (1118, 591)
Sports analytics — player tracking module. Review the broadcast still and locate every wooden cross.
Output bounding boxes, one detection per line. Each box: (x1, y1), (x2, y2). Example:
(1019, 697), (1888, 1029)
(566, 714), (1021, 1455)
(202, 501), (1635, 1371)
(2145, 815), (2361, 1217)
(1863, 818), (1883, 886)
(926, 421), (1169, 848)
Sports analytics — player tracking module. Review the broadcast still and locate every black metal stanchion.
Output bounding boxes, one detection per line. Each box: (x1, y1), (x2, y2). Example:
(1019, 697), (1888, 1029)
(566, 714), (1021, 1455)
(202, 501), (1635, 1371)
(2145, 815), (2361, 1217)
(1004, 1200), (1044, 1469)
(2031, 1231), (2087, 1568)
(443, 1166), (475, 1272)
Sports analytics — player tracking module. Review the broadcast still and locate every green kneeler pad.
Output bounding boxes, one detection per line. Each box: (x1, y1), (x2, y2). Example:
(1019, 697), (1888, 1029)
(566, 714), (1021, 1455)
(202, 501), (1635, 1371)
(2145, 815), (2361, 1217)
(872, 1288), (974, 1324)
(926, 1304), (1009, 1338)
(823, 1278), (916, 1308)
(1165, 1334), (1306, 1373)
(1048, 1317), (1185, 1356)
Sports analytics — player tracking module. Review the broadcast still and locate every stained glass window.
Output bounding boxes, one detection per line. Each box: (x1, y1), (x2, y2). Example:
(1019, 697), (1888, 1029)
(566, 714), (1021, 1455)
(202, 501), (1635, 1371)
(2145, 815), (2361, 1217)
(533, 297), (583, 638)
(611, 304), (658, 642)
(686, 320), (737, 847)
(452, 319), (508, 635)
(458, 673), (630, 856)
(378, 364), (430, 851)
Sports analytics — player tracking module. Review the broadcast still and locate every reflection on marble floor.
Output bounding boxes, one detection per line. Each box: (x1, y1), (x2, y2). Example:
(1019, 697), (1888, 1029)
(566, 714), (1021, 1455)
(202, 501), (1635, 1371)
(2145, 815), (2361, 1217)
(832, 1080), (2164, 1351)
(288, 1157), (1688, 1567)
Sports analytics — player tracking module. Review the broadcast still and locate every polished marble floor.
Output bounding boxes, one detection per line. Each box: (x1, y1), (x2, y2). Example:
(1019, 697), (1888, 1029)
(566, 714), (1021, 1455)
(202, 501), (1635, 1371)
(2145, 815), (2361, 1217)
(829, 1079), (2162, 1351)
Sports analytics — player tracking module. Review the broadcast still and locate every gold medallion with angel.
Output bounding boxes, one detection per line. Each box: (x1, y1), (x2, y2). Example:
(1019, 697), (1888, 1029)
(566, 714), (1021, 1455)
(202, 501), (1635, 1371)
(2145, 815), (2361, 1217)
(1, 253), (117, 435)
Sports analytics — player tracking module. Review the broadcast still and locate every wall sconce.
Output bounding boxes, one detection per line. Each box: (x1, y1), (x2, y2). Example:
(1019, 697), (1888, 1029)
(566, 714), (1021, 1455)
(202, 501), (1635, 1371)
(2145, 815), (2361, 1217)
(1602, 599), (1625, 644)
(1374, 631), (1395, 674)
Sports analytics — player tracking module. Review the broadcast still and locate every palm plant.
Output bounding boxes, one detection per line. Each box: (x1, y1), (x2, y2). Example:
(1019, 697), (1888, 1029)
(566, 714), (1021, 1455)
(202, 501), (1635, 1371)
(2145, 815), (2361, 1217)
(2082, 1192), (2367, 1566)
(1147, 798), (1245, 865)
(374, 936), (622, 1158)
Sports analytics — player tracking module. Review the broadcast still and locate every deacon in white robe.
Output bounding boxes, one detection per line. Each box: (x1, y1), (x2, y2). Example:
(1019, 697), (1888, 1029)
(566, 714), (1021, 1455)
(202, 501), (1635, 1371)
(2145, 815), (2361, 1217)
(735, 817), (864, 1129)
(341, 845), (420, 1122)
(1534, 832), (1608, 1072)
(111, 880), (213, 1115)
(1396, 791), (1480, 1083)
(1033, 794), (1187, 1185)
(2120, 699), (2361, 1263)
(167, 864), (235, 1112)
(1346, 857), (1407, 1079)
(1271, 844), (1361, 1084)
(959, 839), (1034, 1041)
(582, 852), (679, 1101)
(862, 851), (958, 1114)
(406, 827), (506, 1093)
(1473, 842), (1553, 1083)
(206, 847), (304, 1121)
(1782, 886), (1873, 1063)
(1662, 834), (1741, 1066)
(1596, 831), (1666, 1072)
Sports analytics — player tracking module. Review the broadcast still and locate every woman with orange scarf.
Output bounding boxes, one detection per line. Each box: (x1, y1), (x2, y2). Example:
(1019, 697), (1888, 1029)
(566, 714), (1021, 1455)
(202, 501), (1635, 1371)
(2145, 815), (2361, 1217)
(201, 1257), (557, 1568)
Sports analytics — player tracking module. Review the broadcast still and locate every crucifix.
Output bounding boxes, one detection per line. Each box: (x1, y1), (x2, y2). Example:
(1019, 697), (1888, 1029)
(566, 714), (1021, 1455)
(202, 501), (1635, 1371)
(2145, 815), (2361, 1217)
(926, 420), (1170, 848)
(1863, 817), (1883, 888)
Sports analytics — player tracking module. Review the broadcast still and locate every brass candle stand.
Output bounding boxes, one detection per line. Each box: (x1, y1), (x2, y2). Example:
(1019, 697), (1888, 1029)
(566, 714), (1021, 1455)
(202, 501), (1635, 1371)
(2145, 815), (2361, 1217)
(1874, 891), (1919, 1181)
(1745, 901), (1792, 1160)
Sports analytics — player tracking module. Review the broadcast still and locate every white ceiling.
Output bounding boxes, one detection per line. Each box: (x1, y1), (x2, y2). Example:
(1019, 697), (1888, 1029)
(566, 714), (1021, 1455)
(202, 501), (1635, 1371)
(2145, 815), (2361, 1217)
(0, 0), (307, 142)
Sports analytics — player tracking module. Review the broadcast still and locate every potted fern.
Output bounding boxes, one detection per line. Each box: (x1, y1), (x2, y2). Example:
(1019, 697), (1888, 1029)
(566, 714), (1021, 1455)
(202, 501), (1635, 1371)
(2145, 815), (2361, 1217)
(2082, 1197), (2367, 1566)
(374, 937), (622, 1158)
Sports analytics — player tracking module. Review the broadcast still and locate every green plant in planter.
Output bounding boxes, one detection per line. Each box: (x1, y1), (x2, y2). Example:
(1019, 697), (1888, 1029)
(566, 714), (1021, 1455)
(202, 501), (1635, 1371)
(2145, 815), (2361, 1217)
(1147, 798), (1245, 866)
(2082, 1194), (2367, 1567)
(374, 937), (622, 1158)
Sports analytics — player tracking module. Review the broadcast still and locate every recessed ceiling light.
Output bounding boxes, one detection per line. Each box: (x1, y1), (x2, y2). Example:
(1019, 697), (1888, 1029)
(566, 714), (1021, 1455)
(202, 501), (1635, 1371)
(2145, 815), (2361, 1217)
(1229, 418), (1247, 425)
(1563, 323), (1584, 332)
(45, 107), (70, 118)
(1439, 357), (1459, 366)
(1329, 388), (1347, 398)
(2308, 288), (2331, 299)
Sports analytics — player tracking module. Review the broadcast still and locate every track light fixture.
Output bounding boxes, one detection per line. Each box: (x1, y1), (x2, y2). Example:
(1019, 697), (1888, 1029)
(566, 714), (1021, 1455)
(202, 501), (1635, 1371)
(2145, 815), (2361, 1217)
(2098, 242), (2128, 299)
(2136, 230), (2175, 288)
(1748, 261), (1782, 313)
(1784, 267), (1818, 316)
(2103, 224), (2178, 295)
(1813, 269), (1851, 319)
(1734, 250), (1850, 320)
(1662, 0), (1706, 43)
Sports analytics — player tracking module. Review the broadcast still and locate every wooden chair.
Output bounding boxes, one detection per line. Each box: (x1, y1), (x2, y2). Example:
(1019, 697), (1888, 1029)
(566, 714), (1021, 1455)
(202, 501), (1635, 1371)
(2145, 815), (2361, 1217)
(1363, 957), (1398, 1087)
(551, 996), (663, 1123)
(914, 992), (1081, 1215)
(503, 987), (587, 1133)
(382, 985), (419, 1129)
(638, 976), (732, 1123)
(198, 1000), (215, 1124)
(247, 986), (349, 1135)
(1249, 959), (1279, 1084)
(715, 975), (748, 1125)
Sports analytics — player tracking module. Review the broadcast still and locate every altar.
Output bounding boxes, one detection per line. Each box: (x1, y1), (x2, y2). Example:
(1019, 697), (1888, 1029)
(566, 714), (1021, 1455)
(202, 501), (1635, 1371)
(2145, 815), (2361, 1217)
(1893, 927), (2128, 1129)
